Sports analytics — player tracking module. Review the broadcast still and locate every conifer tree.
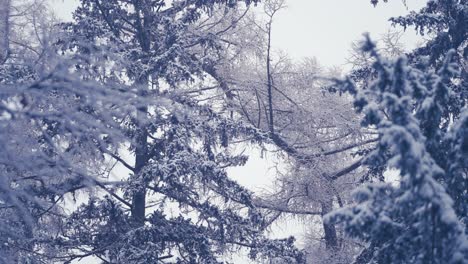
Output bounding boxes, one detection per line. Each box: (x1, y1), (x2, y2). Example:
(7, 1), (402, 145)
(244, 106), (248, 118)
(326, 1), (467, 263)
(54, 0), (303, 262)
(0, 0), (305, 263)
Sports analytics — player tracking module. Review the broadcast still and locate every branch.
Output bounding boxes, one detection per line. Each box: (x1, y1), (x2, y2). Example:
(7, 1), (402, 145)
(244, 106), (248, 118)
(254, 201), (322, 215)
(100, 148), (135, 172)
(328, 158), (364, 181)
(94, 180), (132, 208)
(321, 138), (377, 156)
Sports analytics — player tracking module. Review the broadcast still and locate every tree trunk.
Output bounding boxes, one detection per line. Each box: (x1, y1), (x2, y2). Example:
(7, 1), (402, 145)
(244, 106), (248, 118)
(0, 0), (10, 63)
(131, 0), (152, 226)
(131, 94), (148, 225)
(266, 21), (274, 134)
(321, 199), (338, 249)
(354, 245), (374, 264)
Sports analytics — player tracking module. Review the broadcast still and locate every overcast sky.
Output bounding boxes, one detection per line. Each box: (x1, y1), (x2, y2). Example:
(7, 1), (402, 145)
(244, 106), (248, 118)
(272, 0), (426, 66)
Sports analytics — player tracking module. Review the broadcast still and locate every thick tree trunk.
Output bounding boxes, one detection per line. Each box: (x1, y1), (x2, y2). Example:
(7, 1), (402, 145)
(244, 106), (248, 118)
(0, 0), (10, 63)
(321, 199), (338, 249)
(131, 0), (152, 226)
(131, 95), (148, 225)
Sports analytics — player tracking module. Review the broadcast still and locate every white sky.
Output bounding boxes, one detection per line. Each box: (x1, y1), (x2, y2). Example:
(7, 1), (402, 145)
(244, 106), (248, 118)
(49, 0), (426, 262)
(271, 0), (426, 67)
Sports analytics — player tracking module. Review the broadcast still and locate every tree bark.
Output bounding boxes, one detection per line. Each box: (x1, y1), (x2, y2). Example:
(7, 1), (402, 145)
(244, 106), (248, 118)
(321, 199), (338, 249)
(131, 0), (152, 226)
(0, 0), (11, 63)
(266, 20), (274, 134)
(354, 244), (374, 264)
(131, 94), (148, 225)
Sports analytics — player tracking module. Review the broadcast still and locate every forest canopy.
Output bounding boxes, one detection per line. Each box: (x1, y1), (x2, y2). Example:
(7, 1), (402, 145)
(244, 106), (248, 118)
(0, 0), (466, 263)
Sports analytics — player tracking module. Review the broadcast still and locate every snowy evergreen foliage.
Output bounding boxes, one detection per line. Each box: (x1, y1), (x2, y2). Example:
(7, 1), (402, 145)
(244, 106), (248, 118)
(0, 2), (138, 262)
(0, 0), (305, 263)
(327, 36), (468, 263)
(1, 0), (466, 263)
(326, 1), (468, 263)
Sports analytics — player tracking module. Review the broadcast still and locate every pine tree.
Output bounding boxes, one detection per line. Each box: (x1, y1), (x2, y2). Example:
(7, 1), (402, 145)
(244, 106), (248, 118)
(326, 2), (467, 262)
(49, 0), (304, 262)
(327, 35), (468, 264)
(0, 0), (305, 263)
